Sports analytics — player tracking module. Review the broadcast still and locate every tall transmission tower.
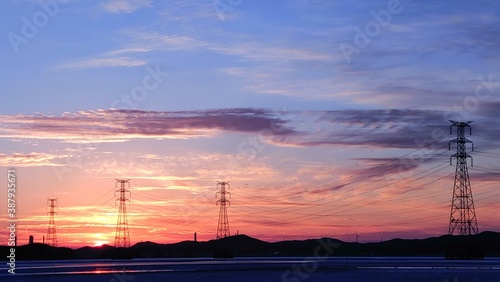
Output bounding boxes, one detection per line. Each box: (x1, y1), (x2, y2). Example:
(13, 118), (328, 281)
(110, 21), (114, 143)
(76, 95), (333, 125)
(114, 179), (131, 248)
(46, 198), (58, 247)
(448, 120), (479, 236)
(216, 181), (231, 239)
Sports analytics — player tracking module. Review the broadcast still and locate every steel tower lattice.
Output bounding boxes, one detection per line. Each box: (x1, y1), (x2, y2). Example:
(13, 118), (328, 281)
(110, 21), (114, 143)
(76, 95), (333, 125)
(216, 181), (231, 239)
(448, 120), (479, 236)
(114, 179), (131, 247)
(46, 198), (58, 247)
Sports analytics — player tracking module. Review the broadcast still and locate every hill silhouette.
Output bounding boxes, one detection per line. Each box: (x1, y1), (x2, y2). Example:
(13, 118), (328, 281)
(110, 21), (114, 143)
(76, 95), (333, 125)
(2, 232), (499, 260)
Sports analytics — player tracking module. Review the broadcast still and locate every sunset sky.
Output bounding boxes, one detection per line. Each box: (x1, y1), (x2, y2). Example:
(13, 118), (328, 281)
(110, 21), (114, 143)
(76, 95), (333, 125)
(1, 0), (500, 248)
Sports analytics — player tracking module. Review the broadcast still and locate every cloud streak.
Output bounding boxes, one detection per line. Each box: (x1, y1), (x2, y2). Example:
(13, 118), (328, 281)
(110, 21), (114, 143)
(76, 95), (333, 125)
(101, 0), (152, 14)
(55, 57), (147, 70)
(1, 106), (499, 151)
(0, 108), (294, 142)
(0, 152), (63, 167)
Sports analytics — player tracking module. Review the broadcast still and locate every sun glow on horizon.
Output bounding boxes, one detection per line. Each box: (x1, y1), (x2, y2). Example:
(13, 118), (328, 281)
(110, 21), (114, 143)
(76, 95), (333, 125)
(93, 240), (109, 247)
(91, 233), (110, 247)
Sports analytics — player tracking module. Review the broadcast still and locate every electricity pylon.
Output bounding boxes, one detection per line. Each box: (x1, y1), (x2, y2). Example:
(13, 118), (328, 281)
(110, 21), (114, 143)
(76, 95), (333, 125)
(216, 181), (231, 239)
(114, 179), (131, 247)
(448, 120), (479, 236)
(46, 198), (58, 247)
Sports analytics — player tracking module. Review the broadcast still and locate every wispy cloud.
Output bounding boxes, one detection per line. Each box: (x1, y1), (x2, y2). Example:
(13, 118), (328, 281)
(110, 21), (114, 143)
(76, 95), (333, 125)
(158, 0), (222, 22)
(0, 152), (63, 167)
(133, 32), (208, 50)
(101, 0), (152, 14)
(210, 42), (334, 62)
(55, 56), (147, 70)
(1, 106), (499, 150)
(0, 108), (294, 142)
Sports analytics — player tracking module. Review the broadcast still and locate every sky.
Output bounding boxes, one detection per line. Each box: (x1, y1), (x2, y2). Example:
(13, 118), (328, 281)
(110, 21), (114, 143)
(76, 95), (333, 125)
(1, 0), (500, 248)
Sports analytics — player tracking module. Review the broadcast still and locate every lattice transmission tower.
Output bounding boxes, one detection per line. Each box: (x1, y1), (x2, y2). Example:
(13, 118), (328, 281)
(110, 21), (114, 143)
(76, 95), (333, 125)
(448, 120), (479, 236)
(114, 179), (131, 247)
(46, 198), (58, 247)
(216, 181), (231, 239)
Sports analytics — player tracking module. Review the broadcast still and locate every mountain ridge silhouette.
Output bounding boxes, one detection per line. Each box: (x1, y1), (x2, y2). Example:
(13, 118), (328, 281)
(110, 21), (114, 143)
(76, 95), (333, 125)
(2, 232), (498, 260)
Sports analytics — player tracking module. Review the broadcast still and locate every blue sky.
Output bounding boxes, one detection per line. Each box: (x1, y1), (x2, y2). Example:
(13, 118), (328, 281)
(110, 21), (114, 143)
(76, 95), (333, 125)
(1, 0), (500, 247)
(3, 0), (500, 113)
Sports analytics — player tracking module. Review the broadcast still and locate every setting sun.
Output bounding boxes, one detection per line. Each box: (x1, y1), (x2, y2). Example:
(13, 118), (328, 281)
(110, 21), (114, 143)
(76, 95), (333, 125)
(93, 240), (109, 247)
